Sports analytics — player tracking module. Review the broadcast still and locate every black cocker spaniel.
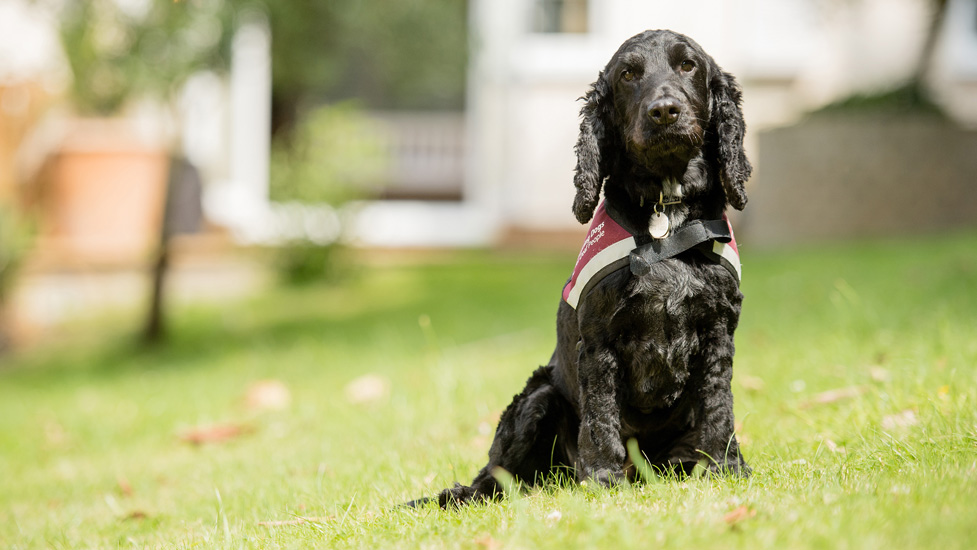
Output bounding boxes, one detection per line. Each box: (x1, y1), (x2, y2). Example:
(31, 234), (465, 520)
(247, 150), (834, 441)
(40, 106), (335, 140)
(412, 29), (752, 507)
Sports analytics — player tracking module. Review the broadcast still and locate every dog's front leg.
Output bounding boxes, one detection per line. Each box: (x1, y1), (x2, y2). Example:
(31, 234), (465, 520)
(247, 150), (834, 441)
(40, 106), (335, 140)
(694, 335), (751, 477)
(576, 347), (627, 486)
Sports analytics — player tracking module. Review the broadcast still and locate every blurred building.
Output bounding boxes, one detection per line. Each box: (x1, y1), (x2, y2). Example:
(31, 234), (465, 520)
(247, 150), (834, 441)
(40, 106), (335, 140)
(7, 0), (975, 253)
(256, 0), (975, 248)
(3, 0), (977, 330)
(440, 0), (977, 247)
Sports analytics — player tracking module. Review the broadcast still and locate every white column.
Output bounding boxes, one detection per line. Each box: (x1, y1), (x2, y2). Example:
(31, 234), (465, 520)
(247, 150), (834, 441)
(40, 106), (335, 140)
(203, 18), (272, 241)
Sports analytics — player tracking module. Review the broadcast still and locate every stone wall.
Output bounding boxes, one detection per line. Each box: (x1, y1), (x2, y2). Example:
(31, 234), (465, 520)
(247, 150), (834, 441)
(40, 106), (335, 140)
(741, 115), (977, 248)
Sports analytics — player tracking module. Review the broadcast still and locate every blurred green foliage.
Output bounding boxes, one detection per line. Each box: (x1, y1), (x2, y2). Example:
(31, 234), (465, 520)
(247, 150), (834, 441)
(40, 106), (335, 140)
(265, 0), (468, 112)
(811, 81), (946, 118)
(273, 240), (347, 287)
(0, 204), (32, 352)
(55, 0), (467, 118)
(56, 0), (236, 115)
(269, 103), (385, 285)
(269, 102), (386, 205)
(0, 205), (32, 300)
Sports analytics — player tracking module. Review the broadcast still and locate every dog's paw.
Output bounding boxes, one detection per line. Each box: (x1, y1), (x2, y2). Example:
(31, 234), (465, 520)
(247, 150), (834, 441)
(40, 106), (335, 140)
(705, 457), (752, 478)
(587, 468), (627, 488)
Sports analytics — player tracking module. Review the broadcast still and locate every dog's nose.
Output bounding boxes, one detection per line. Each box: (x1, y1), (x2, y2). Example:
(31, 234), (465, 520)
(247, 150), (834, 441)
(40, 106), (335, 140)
(647, 97), (682, 126)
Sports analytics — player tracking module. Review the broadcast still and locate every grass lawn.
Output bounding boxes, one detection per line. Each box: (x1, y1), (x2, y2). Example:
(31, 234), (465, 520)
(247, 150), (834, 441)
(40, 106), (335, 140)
(1, 232), (976, 549)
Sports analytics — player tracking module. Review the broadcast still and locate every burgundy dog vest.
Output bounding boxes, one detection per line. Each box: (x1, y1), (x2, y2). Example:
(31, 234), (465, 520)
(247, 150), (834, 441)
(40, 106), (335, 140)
(562, 201), (741, 309)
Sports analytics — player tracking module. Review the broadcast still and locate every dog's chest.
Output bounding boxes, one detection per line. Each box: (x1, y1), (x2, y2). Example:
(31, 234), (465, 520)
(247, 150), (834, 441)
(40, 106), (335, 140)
(615, 259), (712, 409)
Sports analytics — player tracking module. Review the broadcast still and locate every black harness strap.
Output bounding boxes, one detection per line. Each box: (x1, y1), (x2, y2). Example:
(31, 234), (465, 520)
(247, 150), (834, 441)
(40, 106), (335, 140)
(629, 219), (734, 277)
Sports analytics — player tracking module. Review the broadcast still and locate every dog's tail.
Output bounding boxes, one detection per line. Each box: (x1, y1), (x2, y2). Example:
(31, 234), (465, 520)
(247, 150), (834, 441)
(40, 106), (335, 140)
(400, 482), (486, 510)
(399, 496), (435, 509)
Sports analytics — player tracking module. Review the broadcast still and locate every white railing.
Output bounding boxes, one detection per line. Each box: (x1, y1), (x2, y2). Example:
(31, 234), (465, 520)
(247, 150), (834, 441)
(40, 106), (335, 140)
(370, 111), (466, 200)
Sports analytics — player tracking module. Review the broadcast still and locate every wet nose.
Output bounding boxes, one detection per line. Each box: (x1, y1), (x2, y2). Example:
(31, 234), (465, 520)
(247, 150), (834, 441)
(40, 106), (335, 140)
(647, 97), (682, 126)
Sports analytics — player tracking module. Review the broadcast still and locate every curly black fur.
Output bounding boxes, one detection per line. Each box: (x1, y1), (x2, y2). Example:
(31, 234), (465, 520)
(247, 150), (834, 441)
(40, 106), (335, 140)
(411, 29), (752, 508)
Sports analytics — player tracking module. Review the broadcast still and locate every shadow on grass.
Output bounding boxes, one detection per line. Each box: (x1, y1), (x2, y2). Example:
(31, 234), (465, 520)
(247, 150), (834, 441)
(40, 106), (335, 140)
(2, 252), (573, 384)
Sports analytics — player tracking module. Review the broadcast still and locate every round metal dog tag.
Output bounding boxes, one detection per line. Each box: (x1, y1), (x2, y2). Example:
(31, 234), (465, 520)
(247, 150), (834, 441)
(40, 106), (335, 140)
(649, 212), (670, 239)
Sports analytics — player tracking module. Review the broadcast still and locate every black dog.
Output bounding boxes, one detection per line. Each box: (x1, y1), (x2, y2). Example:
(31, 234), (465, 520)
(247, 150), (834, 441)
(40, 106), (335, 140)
(413, 29), (752, 507)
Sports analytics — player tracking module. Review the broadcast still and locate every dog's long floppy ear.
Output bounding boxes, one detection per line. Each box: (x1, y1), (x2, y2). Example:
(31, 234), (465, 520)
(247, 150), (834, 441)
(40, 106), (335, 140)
(572, 72), (614, 223)
(709, 69), (751, 211)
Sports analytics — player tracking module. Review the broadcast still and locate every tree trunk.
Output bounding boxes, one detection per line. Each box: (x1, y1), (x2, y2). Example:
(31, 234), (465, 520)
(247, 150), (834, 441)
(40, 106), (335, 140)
(914, 0), (949, 85)
(142, 157), (203, 345)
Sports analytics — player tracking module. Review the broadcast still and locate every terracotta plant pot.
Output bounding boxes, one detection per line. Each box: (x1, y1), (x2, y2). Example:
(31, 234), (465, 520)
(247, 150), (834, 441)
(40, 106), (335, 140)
(36, 118), (169, 266)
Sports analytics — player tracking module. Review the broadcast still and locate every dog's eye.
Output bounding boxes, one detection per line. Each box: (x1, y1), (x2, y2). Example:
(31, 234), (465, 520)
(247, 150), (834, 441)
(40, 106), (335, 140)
(680, 60), (696, 73)
(622, 69), (636, 82)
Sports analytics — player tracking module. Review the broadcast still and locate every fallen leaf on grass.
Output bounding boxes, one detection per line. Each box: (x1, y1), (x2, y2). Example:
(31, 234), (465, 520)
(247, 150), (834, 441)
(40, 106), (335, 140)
(723, 505), (756, 526)
(869, 367), (890, 382)
(43, 418), (69, 449)
(116, 474), (133, 497)
(257, 516), (331, 527)
(799, 386), (867, 409)
(123, 510), (149, 521)
(179, 423), (253, 445)
(739, 375), (765, 392)
(344, 374), (390, 405)
(245, 379), (291, 411)
(823, 439), (844, 453)
(881, 409), (918, 430)
(890, 484), (911, 495)
(475, 534), (501, 550)
(733, 421), (752, 445)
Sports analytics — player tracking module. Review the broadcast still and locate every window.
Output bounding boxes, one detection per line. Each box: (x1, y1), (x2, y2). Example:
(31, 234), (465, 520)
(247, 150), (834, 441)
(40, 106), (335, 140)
(532, 0), (588, 34)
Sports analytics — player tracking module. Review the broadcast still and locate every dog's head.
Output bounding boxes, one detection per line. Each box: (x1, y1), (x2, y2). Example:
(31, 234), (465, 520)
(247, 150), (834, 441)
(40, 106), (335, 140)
(572, 29), (751, 223)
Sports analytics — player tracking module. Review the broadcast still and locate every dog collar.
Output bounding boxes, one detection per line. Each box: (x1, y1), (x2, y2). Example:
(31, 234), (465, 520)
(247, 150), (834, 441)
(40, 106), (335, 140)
(642, 191), (683, 239)
(562, 201), (740, 309)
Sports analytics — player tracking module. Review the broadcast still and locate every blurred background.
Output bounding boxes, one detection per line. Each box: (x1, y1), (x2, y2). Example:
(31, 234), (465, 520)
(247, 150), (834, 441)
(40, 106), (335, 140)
(1, 0), (976, 350)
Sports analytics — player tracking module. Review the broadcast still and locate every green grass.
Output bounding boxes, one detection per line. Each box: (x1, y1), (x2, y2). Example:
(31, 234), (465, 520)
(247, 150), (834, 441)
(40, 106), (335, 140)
(2, 233), (976, 549)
